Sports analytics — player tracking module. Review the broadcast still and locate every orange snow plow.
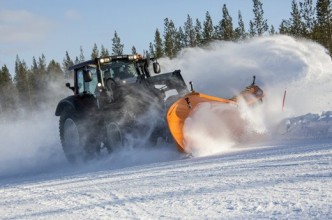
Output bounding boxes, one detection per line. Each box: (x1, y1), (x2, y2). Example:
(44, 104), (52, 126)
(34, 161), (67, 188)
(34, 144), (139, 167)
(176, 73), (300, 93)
(166, 76), (264, 152)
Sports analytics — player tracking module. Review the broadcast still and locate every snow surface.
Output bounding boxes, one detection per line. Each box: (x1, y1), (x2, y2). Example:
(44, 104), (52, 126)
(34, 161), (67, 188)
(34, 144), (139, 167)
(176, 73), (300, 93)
(1, 139), (331, 219)
(1, 35), (332, 219)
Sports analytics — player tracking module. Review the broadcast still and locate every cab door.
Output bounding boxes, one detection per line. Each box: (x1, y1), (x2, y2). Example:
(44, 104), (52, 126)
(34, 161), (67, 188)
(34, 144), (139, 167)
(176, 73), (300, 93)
(74, 68), (99, 114)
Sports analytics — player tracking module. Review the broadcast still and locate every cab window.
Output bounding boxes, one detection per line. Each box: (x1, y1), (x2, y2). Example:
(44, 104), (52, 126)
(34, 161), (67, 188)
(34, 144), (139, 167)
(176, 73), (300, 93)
(77, 70), (84, 94)
(102, 61), (138, 80)
(76, 68), (98, 96)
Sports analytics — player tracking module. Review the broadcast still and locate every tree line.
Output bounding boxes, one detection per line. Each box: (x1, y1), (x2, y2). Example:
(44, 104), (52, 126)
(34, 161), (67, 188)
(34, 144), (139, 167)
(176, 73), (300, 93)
(0, 0), (331, 118)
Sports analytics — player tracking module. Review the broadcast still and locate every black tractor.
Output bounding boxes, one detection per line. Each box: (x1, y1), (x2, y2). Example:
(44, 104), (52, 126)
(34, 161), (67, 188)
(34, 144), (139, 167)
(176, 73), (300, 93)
(55, 55), (188, 163)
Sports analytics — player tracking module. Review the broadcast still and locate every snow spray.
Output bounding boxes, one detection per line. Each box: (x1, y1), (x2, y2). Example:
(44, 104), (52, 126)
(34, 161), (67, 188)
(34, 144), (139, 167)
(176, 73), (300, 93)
(160, 35), (332, 156)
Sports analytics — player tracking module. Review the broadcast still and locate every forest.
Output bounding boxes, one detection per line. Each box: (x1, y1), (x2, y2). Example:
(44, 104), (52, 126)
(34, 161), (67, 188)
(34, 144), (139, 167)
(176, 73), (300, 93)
(0, 0), (331, 118)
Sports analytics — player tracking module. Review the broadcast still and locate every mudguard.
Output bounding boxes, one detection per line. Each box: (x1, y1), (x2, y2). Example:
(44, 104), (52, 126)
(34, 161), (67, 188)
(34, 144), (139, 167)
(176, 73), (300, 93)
(55, 94), (97, 117)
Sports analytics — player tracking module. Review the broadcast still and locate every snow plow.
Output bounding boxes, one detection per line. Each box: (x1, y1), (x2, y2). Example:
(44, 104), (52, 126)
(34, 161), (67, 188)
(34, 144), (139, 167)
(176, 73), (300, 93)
(55, 53), (263, 162)
(167, 76), (264, 152)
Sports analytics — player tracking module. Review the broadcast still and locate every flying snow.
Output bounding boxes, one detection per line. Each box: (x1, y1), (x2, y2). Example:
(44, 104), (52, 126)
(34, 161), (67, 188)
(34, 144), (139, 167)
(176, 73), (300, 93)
(160, 35), (332, 156)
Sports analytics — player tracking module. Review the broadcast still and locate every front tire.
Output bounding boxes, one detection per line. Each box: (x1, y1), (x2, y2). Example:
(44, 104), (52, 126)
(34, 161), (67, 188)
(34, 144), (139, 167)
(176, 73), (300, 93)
(59, 107), (97, 163)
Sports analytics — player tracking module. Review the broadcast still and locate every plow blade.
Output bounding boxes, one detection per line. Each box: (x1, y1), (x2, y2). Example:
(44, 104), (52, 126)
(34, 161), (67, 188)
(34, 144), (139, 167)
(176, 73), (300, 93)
(166, 77), (264, 153)
(166, 91), (236, 152)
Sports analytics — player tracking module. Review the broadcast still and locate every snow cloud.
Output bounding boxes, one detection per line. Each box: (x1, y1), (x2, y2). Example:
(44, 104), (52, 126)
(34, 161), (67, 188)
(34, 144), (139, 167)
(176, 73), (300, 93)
(160, 35), (332, 116)
(160, 35), (332, 156)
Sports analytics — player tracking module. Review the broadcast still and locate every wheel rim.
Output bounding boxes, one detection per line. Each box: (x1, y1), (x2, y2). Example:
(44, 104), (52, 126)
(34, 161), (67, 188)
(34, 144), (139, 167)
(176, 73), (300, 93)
(63, 118), (82, 156)
(106, 122), (123, 149)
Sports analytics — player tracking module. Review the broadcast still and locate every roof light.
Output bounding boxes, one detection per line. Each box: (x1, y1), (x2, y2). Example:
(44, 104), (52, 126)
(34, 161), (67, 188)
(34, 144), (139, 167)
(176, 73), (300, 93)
(128, 54), (142, 60)
(100, 57), (111, 63)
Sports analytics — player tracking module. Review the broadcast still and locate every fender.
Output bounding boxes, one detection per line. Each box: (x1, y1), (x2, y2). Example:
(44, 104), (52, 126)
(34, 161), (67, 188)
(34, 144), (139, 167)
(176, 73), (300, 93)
(55, 96), (78, 116)
(55, 94), (97, 116)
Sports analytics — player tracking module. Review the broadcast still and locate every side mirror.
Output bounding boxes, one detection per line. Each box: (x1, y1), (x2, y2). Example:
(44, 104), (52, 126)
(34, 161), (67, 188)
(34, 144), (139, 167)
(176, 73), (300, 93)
(153, 62), (161, 74)
(66, 83), (75, 92)
(83, 70), (92, 82)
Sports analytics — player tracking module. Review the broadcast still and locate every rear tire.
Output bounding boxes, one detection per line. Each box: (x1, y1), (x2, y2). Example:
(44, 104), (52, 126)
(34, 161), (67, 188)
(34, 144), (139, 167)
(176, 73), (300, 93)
(105, 121), (123, 152)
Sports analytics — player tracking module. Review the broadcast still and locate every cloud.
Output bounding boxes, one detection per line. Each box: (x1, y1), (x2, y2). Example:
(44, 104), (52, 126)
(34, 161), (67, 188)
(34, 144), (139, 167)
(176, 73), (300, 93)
(0, 9), (54, 43)
(65, 10), (82, 21)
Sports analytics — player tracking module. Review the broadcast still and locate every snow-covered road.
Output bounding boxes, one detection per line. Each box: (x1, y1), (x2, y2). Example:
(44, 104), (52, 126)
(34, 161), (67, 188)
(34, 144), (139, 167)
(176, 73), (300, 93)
(1, 139), (331, 219)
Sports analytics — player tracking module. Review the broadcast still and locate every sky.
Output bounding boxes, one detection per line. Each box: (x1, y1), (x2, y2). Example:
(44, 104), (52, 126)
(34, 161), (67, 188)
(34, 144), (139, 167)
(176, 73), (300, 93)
(0, 0), (315, 75)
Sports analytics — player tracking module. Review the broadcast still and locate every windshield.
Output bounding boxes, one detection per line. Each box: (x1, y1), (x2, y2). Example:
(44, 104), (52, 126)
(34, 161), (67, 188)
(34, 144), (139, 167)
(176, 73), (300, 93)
(102, 61), (138, 81)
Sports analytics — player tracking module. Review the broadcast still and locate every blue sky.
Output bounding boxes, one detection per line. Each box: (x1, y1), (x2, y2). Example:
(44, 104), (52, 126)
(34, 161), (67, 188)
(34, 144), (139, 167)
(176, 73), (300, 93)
(0, 0), (313, 74)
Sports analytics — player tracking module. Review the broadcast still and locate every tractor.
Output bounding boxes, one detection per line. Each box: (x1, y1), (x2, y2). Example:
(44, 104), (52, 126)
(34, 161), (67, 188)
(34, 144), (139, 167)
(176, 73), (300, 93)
(55, 55), (188, 163)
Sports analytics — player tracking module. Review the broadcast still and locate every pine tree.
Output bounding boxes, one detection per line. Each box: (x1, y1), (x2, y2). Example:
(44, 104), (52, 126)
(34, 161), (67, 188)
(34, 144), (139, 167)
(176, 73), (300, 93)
(154, 28), (164, 58)
(46, 60), (65, 104)
(249, 20), (256, 37)
(31, 54), (48, 107)
(215, 4), (234, 41)
(203, 11), (214, 43)
(32, 57), (38, 73)
(143, 50), (150, 59)
(300, 0), (316, 38)
(148, 43), (154, 57)
(14, 56), (32, 110)
(289, 0), (305, 37)
(195, 19), (203, 46)
(235, 11), (247, 40)
(0, 65), (17, 116)
(79, 46), (85, 61)
(91, 43), (99, 59)
(269, 25), (276, 35)
(314, 0), (332, 52)
(184, 14), (196, 47)
(29, 56), (38, 98)
(132, 46), (137, 55)
(39, 54), (47, 74)
(38, 54), (47, 76)
(112, 31), (124, 55)
(62, 51), (74, 78)
(279, 19), (291, 34)
(163, 18), (177, 58)
(47, 59), (64, 81)
(29, 56), (39, 107)
(74, 57), (79, 64)
(250, 0), (269, 36)
(100, 44), (110, 57)
(176, 26), (186, 51)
